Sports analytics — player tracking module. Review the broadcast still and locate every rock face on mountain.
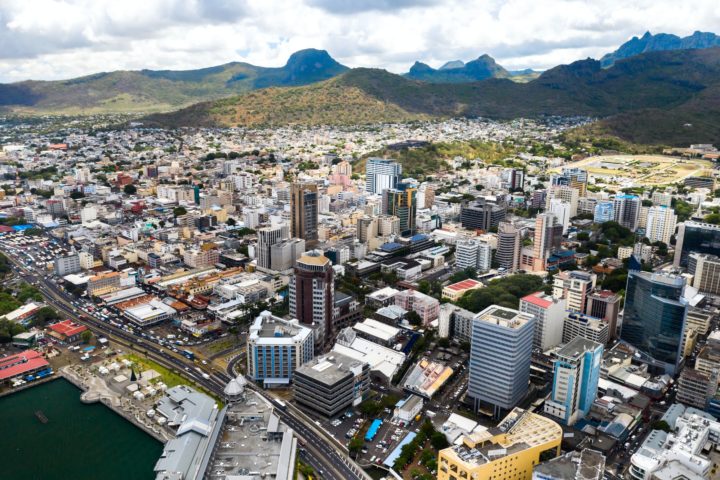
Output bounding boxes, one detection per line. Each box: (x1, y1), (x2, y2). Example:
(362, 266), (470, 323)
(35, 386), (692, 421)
(600, 31), (720, 67)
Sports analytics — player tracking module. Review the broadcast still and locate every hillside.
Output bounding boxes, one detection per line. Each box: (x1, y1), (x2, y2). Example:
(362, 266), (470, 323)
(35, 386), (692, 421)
(144, 48), (720, 145)
(600, 31), (720, 67)
(0, 49), (348, 114)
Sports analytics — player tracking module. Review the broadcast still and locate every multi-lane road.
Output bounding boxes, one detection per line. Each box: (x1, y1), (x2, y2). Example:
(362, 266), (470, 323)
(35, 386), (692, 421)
(2, 243), (369, 480)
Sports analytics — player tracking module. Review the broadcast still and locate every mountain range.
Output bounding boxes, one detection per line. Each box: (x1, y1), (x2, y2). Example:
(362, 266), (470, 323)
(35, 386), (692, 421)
(404, 55), (511, 83)
(600, 30), (720, 67)
(0, 49), (348, 114)
(144, 47), (720, 146)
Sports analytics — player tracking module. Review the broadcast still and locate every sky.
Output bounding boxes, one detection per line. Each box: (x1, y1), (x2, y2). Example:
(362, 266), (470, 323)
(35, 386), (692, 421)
(1, 0), (720, 83)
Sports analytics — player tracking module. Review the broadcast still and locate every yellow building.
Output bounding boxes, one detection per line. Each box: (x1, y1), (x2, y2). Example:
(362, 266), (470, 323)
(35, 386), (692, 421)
(438, 408), (562, 480)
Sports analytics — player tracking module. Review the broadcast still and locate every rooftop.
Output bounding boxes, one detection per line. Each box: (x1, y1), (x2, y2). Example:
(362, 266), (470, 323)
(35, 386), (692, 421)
(295, 351), (365, 385)
(476, 305), (533, 329)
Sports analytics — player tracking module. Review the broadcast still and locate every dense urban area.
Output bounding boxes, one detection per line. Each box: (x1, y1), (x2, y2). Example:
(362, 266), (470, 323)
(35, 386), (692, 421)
(1, 110), (720, 480)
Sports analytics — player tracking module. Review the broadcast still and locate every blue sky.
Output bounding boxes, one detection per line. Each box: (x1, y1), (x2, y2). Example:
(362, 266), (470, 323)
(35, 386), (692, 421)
(1, 0), (719, 82)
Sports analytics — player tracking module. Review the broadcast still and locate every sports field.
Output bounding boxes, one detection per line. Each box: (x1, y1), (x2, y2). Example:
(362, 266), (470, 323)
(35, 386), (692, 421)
(552, 154), (714, 187)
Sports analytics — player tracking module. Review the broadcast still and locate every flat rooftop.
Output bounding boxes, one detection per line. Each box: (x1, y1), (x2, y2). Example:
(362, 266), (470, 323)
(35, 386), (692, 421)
(295, 351), (363, 385)
(477, 305), (532, 329)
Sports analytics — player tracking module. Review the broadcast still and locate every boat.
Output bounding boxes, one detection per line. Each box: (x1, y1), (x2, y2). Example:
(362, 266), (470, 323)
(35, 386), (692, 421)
(34, 410), (48, 424)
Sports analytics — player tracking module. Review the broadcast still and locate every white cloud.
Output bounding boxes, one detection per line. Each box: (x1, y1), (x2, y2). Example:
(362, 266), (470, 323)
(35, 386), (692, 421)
(0, 0), (719, 82)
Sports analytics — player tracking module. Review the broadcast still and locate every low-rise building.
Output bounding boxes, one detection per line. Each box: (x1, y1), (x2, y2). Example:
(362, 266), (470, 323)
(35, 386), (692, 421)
(442, 279), (484, 302)
(393, 395), (424, 423)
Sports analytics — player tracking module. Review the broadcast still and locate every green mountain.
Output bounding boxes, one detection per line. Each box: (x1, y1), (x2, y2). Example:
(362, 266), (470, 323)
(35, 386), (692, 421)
(0, 49), (348, 114)
(145, 48), (720, 145)
(405, 54), (510, 83)
(600, 31), (720, 67)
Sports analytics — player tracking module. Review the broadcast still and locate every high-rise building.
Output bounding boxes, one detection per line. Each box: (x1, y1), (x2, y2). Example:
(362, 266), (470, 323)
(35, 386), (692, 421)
(544, 337), (603, 426)
(256, 225), (289, 270)
(688, 253), (720, 295)
(54, 253), (81, 276)
(460, 197), (507, 231)
(468, 305), (534, 417)
(585, 290), (621, 339)
(377, 215), (400, 237)
(438, 408), (562, 480)
(519, 291), (566, 351)
(496, 222), (521, 272)
(356, 216), (378, 244)
(290, 183), (319, 245)
(289, 250), (334, 349)
(651, 191), (673, 207)
(246, 311), (314, 387)
(593, 200), (614, 223)
(382, 181), (417, 236)
(504, 168), (525, 191)
(269, 238), (306, 272)
(365, 158), (401, 194)
(532, 213), (562, 271)
(645, 206), (677, 245)
(562, 312), (610, 345)
(552, 271), (596, 313)
(676, 368), (719, 409)
(455, 239), (492, 273)
(546, 185), (579, 217)
(548, 199), (571, 234)
(673, 221), (720, 267)
(620, 271), (688, 374)
(553, 167), (588, 197)
(613, 194), (641, 231)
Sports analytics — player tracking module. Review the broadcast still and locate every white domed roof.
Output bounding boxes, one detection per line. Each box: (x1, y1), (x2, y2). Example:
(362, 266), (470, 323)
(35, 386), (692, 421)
(224, 379), (243, 396)
(235, 374), (248, 387)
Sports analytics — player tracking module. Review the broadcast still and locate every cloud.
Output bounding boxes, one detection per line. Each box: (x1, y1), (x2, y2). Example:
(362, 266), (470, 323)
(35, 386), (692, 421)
(1, 0), (720, 82)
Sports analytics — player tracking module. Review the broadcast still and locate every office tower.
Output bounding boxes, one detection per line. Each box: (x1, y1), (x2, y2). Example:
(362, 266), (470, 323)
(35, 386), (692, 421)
(270, 238), (306, 271)
(593, 200), (614, 223)
(688, 253), (720, 295)
(673, 221), (720, 267)
(520, 291), (566, 351)
(504, 168), (525, 191)
(553, 271), (596, 313)
(638, 205), (649, 229)
(455, 239), (492, 273)
(562, 312), (610, 345)
(544, 337), (603, 426)
(290, 183), (319, 245)
(620, 271), (688, 374)
(438, 408), (561, 480)
(289, 250), (334, 349)
(496, 222), (521, 272)
(577, 197), (597, 216)
(645, 206), (677, 245)
(246, 311), (314, 387)
(585, 290), (621, 339)
(553, 167), (588, 197)
(652, 191), (673, 207)
(613, 194), (640, 231)
(532, 213), (562, 271)
(468, 305), (534, 417)
(365, 158), (401, 194)
(356, 216), (378, 244)
(548, 199), (571, 234)
(546, 185), (579, 217)
(676, 368), (719, 409)
(460, 197), (507, 231)
(256, 225), (288, 270)
(382, 181), (417, 236)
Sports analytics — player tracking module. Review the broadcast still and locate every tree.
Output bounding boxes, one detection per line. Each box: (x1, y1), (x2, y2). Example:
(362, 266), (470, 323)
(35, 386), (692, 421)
(33, 306), (59, 326)
(70, 190), (85, 200)
(651, 420), (672, 432)
(348, 437), (364, 457)
(123, 184), (137, 195)
(405, 310), (423, 326)
(80, 329), (93, 344)
(226, 218), (237, 226)
(173, 206), (187, 217)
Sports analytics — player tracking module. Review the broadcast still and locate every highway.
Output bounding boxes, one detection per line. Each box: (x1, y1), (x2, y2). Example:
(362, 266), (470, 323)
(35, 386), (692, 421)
(2, 242), (369, 480)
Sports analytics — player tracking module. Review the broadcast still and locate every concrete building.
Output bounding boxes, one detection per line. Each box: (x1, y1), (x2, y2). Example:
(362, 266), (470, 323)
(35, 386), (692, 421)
(553, 271), (596, 313)
(468, 305), (535, 417)
(645, 206), (677, 245)
(676, 368), (718, 410)
(438, 408), (562, 480)
(544, 337), (603, 426)
(269, 238), (305, 272)
(382, 181), (417, 236)
(585, 290), (621, 339)
(651, 191), (673, 207)
(531, 212), (562, 272)
(294, 352), (370, 417)
(546, 185), (579, 217)
(533, 449), (605, 480)
(247, 311), (315, 387)
(183, 248), (220, 269)
(365, 158), (401, 194)
(520, 291), (566, 351)
(688, 253), (720, 295)
(394, 289), (440, 325)
(256, 225), (288, 270)
(593, 200), (614, 224)
(496, 222), (521, 272)
(78, 251), (95, 270)
(460, 197), (507, 232)
(54, 253), (81, 276)
(356, 216), (378, 244)
(290, 183), (319, 245)
(377, 214), (400, 237)
(613, 194), (641, 231)
(548, 199), (571, 234)
(562, 312), (610, 345)
(289, 250), (334, 349)
(455, 239), (492, 272)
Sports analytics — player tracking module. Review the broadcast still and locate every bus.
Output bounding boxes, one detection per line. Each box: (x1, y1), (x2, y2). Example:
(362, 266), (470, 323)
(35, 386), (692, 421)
(181, 349), (195, 360)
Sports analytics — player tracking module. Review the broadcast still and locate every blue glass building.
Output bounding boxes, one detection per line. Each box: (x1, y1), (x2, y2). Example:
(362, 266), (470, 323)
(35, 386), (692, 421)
(620, 271), (688, 375)
(593, 200), (614, 223)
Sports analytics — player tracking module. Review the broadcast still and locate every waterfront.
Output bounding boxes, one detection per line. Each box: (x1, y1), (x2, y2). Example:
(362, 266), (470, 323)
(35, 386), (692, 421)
(0, 378), (162, 480)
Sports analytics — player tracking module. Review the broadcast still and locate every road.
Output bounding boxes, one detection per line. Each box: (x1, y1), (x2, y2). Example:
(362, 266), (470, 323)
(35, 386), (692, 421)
(2, 244), (370, 480)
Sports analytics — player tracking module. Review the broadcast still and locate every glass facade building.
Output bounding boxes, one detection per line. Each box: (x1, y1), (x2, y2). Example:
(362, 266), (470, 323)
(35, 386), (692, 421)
(673, 221), (720, 267)
(620, 271), (688, 375)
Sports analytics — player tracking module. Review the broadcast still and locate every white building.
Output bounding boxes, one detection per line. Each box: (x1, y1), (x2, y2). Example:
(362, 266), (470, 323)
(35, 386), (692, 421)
(455, 239), (492, 273)
(548, 198), (571, 234)
(645, 206), (677, 245)
(519, 291), (566, 351)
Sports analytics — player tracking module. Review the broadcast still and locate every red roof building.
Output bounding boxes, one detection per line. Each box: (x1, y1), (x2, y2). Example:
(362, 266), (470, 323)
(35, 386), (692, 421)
(520, 291), (553, 309)
(442, 279), (484, 301)
(48, 320), (88, 342)
(0, 350), (49, 381)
